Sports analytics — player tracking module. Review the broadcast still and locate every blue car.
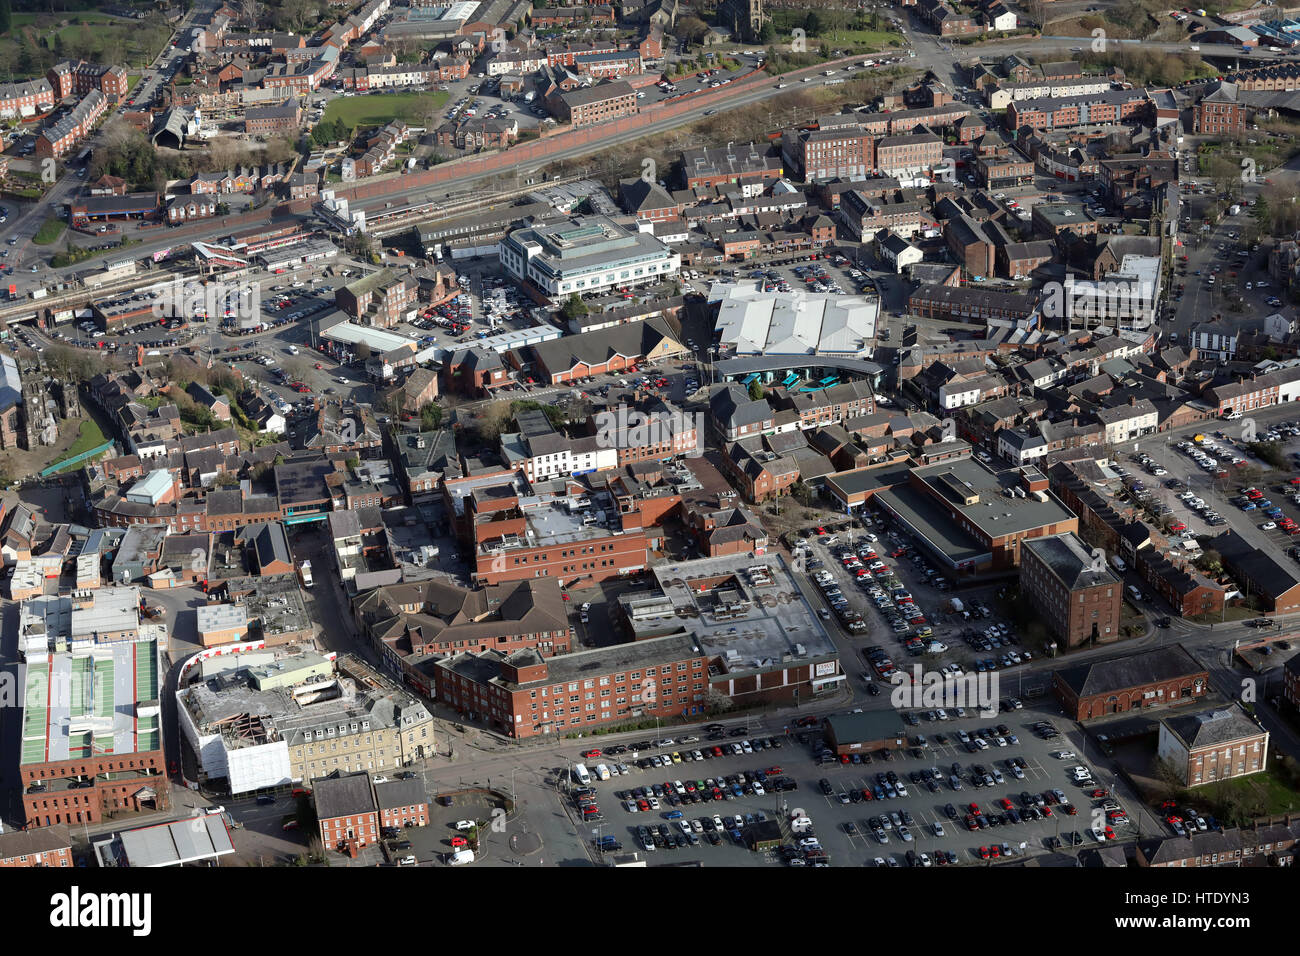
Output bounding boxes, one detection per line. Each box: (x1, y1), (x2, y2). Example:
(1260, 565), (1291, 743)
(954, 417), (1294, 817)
(872, 784), (885, 800)
(664, 810), (683, 820)
(1241, 502), (1256, 511)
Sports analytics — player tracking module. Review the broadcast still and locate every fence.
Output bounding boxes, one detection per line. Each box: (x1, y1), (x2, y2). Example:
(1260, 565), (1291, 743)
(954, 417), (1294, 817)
(40, 438), (115, 477)
(333, 53), (876, 206)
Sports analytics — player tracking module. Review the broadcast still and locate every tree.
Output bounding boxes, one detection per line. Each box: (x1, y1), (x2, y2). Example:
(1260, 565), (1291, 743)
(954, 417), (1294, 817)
(748, 379), (765, 401)
(0, 0), (10, 36)
(675, 15), (710, 45)
(420, 402), (444, 430)
(758, 21), (775, 43)
(560, 292), (588, 321)
(354, 341), (372, 361)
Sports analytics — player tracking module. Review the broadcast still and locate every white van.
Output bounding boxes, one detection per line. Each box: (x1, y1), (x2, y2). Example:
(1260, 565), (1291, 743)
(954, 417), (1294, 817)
(573, 763), (592, 786)
(594, 763), (611, 781)
(1110, 555), (1126, 572)
(448, 849), (475, 865)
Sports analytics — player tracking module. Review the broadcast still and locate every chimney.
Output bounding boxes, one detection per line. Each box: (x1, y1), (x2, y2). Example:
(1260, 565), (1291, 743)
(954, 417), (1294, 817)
(1129, 395), (1135, 406)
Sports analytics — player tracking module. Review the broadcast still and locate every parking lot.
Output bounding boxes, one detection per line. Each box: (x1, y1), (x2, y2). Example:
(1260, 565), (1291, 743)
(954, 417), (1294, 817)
(561, 707), (1142, 866)
(794, 519), (1042, 687)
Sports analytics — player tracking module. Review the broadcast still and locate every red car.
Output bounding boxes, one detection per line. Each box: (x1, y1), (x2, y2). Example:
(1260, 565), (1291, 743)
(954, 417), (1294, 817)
(815, 527), (828, 535)
(1042, 805), (1053, 817)
(1064, 804), (1078, 816)
(978, 846), (990, 859)
(1089, 789), (1110, 799)
(765, 766), (783, 775)
(581, 748), (602, 759)
(861, 788), (874, 801)
(450, 836), (468, 848)
(968, 802), (981, 815)
(999, 798), (1013, 811)
(990, 845), (1001, 858)
(314, 363), (323, 369)
(1169, 522), (1186, 533)
(712, 746), (724, 757)
(889, 548), (906, 558)
(840, 754), (851, 764)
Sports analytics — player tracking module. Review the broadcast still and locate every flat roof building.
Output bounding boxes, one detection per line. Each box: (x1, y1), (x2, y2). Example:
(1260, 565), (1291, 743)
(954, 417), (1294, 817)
(499, 215), (680, 299)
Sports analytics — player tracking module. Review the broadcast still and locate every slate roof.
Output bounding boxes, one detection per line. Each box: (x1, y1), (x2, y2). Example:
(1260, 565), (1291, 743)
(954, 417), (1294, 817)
(1054, 644), (1205, 698)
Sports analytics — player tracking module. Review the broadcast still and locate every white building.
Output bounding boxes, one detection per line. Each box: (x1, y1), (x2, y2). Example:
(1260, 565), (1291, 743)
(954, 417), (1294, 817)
(712, 282), (878, 357)
(498, 215), (680, 299)
(1096, 399), (1159, 445)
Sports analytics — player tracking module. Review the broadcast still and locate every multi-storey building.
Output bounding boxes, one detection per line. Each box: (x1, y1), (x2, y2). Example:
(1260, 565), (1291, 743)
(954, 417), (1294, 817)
(47, 60), (128, 101)
(783, 126), (874, 182)
(17, 587), (168, 827)
(550, 80), (637, 126)
(35, 90), (107, 158)
(434, 635), (708, 739)
(1156, 705), (1269, 787)
(0, 78), (55, 119)
(1020, 533), (1122, 648)
(335, 268), (417, 327)
(499, 215), (679, 298)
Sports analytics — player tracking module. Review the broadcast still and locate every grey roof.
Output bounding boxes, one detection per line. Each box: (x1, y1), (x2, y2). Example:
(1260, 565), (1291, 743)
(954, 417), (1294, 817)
(313, 771), (377, 820)
(1162, 705), (1264, 751)
(374, 777), (427, 811)
(1214, 529), (1300, 600)
(1054, 644), (1205, 698)
(1022, 533), (1119, 590)
(560, 79), (634, 108)
(0, 824), (71, 860)
(251, 521), (292, 570)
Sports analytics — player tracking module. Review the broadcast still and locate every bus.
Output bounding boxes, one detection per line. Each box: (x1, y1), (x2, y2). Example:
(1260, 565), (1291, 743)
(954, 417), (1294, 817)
(741, 372), (760, 386)
(817, 375), (839, 388)
(781, 372), (799, 389)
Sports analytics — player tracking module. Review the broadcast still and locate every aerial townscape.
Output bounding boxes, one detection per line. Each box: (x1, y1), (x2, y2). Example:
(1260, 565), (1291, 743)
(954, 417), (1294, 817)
(3, 0), (1300, 911)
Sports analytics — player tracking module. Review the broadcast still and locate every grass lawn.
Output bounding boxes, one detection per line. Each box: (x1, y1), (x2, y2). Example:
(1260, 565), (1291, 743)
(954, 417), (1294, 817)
(821, 29), (903, 49)
(51, 419), (109, 471)
(1196, 766), (1300, 817)
(32, 218), (66, 246)
(322, 91), (450, 132)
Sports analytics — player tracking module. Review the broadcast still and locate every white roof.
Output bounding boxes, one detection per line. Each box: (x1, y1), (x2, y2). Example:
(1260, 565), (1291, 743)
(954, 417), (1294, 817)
(713, 283), (878, 356)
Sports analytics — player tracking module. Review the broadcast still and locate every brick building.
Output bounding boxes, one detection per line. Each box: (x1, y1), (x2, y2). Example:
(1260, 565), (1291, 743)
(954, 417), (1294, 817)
(0, 826), (72, 867)
(1156, 704), (1269, 787)
(433, 635), (707, 739)
(335, 268), (417, 327)
(375, 778), (428, 829)
(551, 80), (637, 127)
(1020, 532), (1123, 648)
(314, 771), (380, 852)
(1053, 644), (1209, 721)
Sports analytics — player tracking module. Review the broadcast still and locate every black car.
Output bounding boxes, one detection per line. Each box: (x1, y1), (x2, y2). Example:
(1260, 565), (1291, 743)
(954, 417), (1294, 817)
(396, 771), (417, 780)
(257, 794), (276, 805)
(728, 727), (750, 737)
(395, 840), (413, 850)
(819, 778), (834, 795)
(866, 682), (881, 696)
(944, 803), (958, 819)
(1156, 617), (1171, 628)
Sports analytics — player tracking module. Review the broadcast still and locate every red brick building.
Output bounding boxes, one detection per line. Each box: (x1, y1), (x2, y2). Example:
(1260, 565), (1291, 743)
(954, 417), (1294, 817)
(434, 634), (707, 739)
(314, 772), (380, 852)
(0, 826), (72, 867)
(375, 778), (428, 829)
(1020, 533), (1122, 648)
(1053, 644), (1210, 721)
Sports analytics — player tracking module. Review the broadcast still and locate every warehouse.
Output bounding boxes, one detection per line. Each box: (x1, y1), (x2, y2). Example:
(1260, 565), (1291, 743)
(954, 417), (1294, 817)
(712, 282), (879, 357)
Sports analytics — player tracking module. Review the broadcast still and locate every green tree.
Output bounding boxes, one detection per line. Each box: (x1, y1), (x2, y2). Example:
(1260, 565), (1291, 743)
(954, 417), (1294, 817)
(758, 21), (775, 43)
(560, 292), (588, 320)
(420, 402), (444, 430)
(805, 10), (825, 35)
(748, 379), (765, 401)
(0, 0), (11, 36)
